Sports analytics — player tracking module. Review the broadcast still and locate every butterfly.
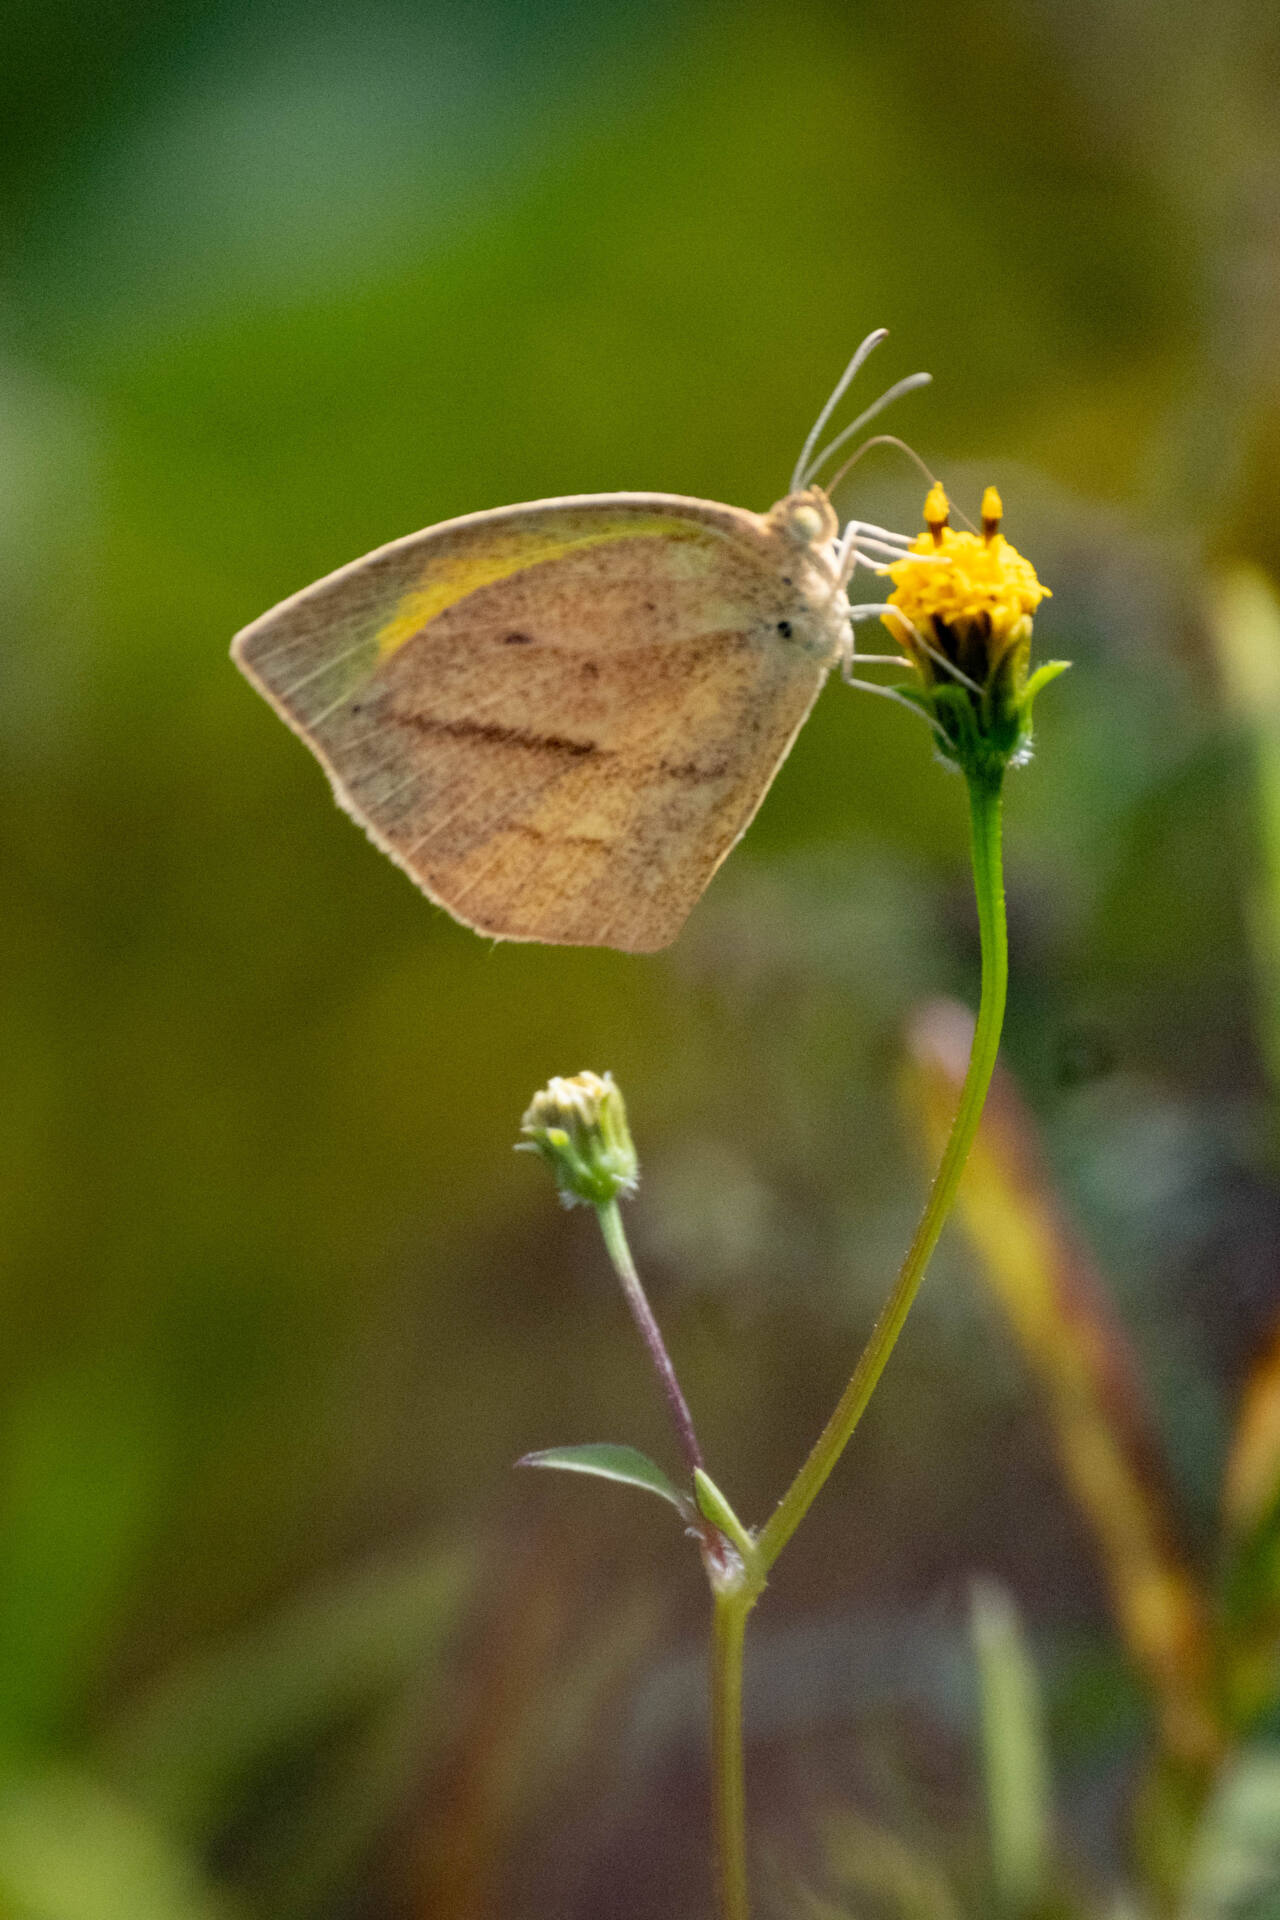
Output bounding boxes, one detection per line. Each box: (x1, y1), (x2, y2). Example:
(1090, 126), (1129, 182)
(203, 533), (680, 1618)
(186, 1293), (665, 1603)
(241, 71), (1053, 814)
(231, 331), (928, 952)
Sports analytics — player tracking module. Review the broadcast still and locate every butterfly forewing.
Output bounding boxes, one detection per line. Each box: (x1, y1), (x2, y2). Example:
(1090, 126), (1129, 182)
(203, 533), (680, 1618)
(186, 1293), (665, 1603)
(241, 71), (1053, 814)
(233, 494), (844, 950)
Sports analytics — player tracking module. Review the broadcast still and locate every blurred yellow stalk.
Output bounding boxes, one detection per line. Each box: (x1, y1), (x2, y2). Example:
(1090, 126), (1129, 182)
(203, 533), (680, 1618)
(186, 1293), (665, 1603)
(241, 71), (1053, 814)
(904, 1002), (1223, 1775)
(1224, 1316), (1280, 1540)
(1220, 1314), (1280, 1727)
(1207, 565), (1280, 1092)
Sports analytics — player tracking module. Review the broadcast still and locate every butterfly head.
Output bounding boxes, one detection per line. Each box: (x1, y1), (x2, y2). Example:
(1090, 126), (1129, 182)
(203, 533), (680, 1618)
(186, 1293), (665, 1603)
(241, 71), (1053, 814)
(769, 487), (840, 549)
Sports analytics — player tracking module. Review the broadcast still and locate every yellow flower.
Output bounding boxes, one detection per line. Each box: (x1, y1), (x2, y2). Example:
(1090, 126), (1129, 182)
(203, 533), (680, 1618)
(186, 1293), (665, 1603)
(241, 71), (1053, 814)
(879, 486), (1062, 779)
(883, 484), (1050, 682)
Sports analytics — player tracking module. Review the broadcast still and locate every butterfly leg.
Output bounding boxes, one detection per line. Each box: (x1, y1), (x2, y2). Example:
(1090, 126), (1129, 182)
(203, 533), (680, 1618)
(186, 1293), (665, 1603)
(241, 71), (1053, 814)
(834, 522), (916, 588)
(839, 667), (946, 737)
(846, 603), (986, 696)
(843, 601), (913, 668)
(834, 603), (945, 740)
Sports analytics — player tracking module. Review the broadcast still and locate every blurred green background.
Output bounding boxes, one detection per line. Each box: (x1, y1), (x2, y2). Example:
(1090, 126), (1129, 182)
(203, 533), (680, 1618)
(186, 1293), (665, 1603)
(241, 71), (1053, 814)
(4, 1), (1280, 1915)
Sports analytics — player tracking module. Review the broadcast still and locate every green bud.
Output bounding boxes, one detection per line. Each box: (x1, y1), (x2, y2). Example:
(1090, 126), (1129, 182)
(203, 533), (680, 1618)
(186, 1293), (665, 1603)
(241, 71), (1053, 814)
(518, 1070), (639, 1208)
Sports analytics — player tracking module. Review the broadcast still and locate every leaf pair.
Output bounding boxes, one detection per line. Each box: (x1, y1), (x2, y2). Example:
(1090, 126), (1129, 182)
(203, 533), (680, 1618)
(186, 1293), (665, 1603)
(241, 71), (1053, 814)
(519, 1445), (760, 1574)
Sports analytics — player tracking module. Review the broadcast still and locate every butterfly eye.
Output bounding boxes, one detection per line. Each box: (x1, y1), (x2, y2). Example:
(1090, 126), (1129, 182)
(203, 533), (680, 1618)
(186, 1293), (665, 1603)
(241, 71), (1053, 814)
(777, 491), (838, 546)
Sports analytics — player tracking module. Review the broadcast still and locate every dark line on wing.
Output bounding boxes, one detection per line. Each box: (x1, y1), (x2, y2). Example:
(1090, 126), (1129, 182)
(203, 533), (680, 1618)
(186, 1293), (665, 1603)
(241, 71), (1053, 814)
(396, 712), (604, 759)
(658, 756), (731, 782)
(509, 822), (610, 851)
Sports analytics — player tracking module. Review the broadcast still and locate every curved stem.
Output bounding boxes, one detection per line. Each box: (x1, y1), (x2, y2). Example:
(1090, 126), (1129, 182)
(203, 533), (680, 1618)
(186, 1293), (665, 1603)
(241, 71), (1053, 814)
(711, 1587), (754, 1920)
(757, 768), (1008, 1571)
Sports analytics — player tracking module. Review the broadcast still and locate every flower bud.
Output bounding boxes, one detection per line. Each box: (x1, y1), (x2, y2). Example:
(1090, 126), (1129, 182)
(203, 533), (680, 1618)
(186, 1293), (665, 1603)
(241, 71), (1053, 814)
(518, 1070), (639, 1208)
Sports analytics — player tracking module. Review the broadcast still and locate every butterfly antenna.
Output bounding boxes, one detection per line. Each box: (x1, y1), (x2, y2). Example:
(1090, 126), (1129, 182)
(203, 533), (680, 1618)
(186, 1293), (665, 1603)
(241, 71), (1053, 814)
(826, 432), (940, 499)
(827, 432), (980, 536)
(801, 373), (932, 490)
(790, 329), (888, 496)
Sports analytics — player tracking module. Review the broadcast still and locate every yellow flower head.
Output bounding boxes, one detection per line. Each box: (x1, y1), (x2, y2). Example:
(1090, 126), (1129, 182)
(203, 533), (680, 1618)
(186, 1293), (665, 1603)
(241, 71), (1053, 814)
(883, 485), (1050, 681)
(878, 487), (1063, 780)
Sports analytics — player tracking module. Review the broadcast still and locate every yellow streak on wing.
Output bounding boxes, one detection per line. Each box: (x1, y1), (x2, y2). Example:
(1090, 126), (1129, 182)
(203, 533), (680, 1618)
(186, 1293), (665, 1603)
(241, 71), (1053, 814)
(374, 517), (707, 660)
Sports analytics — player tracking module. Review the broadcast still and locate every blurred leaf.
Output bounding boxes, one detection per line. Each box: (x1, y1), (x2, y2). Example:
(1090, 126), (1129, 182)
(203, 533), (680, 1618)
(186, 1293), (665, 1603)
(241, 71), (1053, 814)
(1179, 1747), (1280, 1920)
(99, 1542), (473, 1847)
(819, 1809), (965, 1920)
(904, 1000), (1223, 1784)
(517, 1444), (692, 1518)
(971, 1580), (1054, 1917)
(0, 1771), (224, 1920)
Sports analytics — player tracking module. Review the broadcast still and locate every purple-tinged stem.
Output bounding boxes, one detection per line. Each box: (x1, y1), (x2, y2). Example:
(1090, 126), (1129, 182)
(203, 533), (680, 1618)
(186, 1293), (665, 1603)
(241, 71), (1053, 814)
(596, 1196), (705, 1478)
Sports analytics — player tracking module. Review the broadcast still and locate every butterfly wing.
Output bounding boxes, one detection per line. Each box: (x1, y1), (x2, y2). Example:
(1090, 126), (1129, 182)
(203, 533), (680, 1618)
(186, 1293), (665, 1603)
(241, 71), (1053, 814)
(232, 493), (844, 951)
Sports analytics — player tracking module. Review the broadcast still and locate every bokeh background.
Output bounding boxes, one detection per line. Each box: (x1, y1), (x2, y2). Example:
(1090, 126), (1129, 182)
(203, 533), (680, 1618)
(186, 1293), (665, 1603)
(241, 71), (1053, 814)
(4, 2), (1280, 1915)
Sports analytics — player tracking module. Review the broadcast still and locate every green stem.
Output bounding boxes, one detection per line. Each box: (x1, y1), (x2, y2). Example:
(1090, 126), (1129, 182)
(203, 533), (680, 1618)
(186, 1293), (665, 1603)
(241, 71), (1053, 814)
(596, 1196), (706, 1480)
(704, 770), (1007, 1920)
(711, 1586), (754, 1920)
(757, 768), (1008, 1571)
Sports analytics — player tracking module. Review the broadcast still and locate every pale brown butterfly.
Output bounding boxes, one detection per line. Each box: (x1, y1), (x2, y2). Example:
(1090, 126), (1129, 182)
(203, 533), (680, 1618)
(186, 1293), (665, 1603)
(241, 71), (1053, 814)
(231, 330), (929, 952)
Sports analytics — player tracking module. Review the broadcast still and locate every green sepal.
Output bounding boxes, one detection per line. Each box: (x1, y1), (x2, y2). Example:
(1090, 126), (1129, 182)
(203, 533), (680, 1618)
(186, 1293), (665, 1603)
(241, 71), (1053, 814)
(1020, 658), (1071, 746)
(1023, 659), (1070, 703)
(894, 654), (1070, 783)
(516, 1443), (695, 1521)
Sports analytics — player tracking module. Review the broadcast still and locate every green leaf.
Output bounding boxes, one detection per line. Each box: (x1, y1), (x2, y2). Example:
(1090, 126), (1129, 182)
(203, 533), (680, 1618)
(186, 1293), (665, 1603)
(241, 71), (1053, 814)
(517, 1444), (693, 1518)
(971, 1579), (1054, 1915)
(693, 1468), (761, 1575)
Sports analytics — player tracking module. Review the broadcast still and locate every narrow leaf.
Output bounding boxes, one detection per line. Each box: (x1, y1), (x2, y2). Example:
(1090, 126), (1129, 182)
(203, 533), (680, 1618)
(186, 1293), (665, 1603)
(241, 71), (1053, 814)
(517, 1444), (693, 1518)
(693, 1468), (760, 1572)
(971, 1579), (1053, 1915)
